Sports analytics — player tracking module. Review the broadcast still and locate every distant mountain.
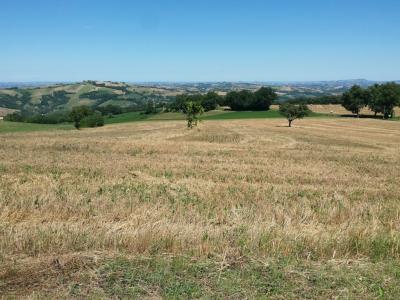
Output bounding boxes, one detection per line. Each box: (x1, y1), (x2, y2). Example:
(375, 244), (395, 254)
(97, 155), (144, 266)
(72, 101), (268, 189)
(0, 82), (66, 89)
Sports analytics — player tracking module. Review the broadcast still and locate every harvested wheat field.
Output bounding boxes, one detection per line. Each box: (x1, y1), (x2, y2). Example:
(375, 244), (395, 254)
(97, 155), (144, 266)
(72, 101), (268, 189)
(1, 118), (400, 298)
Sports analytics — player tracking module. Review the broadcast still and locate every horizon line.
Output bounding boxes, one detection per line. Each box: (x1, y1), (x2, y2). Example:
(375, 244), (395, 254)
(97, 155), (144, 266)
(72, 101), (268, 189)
(1, 78), (400, 85)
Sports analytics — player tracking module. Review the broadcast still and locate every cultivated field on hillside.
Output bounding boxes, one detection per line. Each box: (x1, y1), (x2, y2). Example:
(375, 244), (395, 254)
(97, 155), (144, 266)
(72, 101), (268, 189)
(1, 119), (400, 298)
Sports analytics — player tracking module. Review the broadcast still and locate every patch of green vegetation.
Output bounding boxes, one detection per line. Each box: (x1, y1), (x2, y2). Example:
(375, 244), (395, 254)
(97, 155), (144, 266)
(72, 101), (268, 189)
(108, 110), (330, 124)
(104, 112), (150, 124)
(203, 109), (330, 120)
(0, 120), (73, 133)
(95, 257), (400, 299)
(148, 112), (186, 120)
(149, 110), (233, 121)
(203, 110), (282, 120)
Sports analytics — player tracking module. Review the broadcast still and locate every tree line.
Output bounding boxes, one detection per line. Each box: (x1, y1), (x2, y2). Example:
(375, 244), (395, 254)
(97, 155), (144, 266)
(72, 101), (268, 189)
(4, 104), (127, 126)
(169, 87), (278, 112)
(341, 83), (400, 118)
(4, 83), (399, 130)
(285, 95), (342, 105)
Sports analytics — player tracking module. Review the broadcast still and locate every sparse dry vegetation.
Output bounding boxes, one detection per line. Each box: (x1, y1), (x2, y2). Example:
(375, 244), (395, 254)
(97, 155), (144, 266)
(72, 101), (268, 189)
(1, 118), (400, 297)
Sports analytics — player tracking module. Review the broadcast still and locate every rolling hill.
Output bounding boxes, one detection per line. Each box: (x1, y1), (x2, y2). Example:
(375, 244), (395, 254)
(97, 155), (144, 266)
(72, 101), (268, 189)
(1, 79), (398, 117)
(0, 81), (176, 116)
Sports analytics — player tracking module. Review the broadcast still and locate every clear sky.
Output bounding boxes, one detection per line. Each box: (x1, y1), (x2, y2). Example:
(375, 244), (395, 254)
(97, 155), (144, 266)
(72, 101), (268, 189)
(1, 0), (399, 82)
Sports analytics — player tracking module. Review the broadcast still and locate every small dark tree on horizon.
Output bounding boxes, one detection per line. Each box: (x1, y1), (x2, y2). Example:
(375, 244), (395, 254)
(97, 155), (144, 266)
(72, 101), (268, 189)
(279, 103), (310, 127)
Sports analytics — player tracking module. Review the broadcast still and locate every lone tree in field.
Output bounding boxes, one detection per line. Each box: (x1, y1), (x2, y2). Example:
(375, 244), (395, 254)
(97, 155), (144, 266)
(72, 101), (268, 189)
(341, 85), (369, 117)
(279, 103), (310, 127)
(70, 106), (93, 129)
(183, 101), (204, 129)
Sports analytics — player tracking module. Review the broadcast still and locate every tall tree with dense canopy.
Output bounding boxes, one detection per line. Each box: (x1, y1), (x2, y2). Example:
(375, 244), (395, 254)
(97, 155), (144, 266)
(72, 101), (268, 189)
(279, 103), (310, 127)
(225, 90), (253, 111)
(70, 106), (93, 129)
(253, 87), (278, 110)
(368, 84), (384, 116)
(225, 87), (277, 111)
(368, 82), (400, 119)
(341, 85), (369, 117)
(201, 92), (221, 111)
(171, 93), (219, 112)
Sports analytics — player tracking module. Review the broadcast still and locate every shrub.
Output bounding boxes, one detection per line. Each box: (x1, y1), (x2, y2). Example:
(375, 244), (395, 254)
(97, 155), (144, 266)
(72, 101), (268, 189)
(97, 104), (123, 116)
(81, 111), (105, 128)
(3, 112), (24, 122)
(26, 111), (71, 124)
(70, 106), (94, 129)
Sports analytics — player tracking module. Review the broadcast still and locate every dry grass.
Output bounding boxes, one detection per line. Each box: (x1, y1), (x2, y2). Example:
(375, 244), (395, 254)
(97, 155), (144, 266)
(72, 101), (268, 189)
(1, 118), (400, 296)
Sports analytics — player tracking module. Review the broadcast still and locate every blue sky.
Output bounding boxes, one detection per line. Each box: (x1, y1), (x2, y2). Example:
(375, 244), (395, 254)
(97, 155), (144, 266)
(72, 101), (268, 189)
(1, 0), (399, 82)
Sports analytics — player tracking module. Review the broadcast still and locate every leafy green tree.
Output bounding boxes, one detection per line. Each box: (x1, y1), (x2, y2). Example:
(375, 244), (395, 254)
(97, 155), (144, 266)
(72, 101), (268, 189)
(253, 87), (278, 110)
(368, 84), (384, 116)
(368, 83), (400, 119)
(81, 111), (105, 127)
(183, 101), (204, 129)
(170, 93), (220, 112)
(3, 112), (24, 122)
(225, 88), (277, 111)
(144, 99), (157, 114)
(97, 104), (123, 116)
(201, 92), (221, 111)
(279, 103), (310, 127)
(70, 106), (93, 129)
(170, 94), (190, 112)
(225, 90), (253, 111)
(341, 85), (369, 117)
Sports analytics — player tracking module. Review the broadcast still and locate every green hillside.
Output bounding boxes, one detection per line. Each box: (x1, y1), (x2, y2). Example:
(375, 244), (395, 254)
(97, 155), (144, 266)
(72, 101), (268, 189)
(0, 81), (174, 116)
